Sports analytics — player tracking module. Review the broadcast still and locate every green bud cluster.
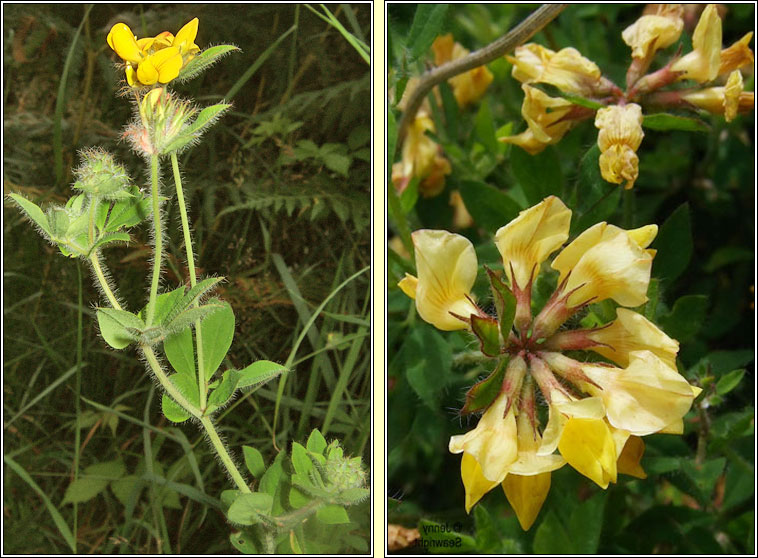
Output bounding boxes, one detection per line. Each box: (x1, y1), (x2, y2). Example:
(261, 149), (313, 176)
(73, 148), (132, 200)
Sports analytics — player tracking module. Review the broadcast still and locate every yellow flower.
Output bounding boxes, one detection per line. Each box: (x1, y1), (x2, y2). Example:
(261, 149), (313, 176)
(502, 473), (552, 531)
(622, 4), (683, 61)
(398, 229), (480, 331)
(449, 391), (518, 483)
(107, 18), (200, 87)
(432, 34), (494, 107)
(551, 222), (657, 308)
(595, 103), (644, 189)
(459, 453), (500, 513)
(586, 307), (679, 369)
(616, 435), (647, 479)
(682, 70), (754, 122)
(494, 196), (571, 290)
(499, 85), (576, 154)
(391, 112), (451, 197)
(671, 4), (722, 83)
(719, 32), (754, 75)
(449, 190), (474, 230)
(580, 350), (700, 436)
(507, 43), (611, 97)
(558, 417), (617, 489)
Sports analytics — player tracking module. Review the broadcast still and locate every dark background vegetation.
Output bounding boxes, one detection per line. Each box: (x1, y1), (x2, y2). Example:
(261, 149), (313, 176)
(388, 4), (754, 554)
(4, 3), (370, 553)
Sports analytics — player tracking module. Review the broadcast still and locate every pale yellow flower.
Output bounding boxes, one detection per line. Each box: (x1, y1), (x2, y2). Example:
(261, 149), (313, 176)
(507, 43), (610, 97)
(398, 229), (479, 331)
(719, 32), (754, 75)
(558, 417), (617, 489)
(671, 4), (722, 83)
(682, 70), (754, 122)
(616, 435), (647, 479)
(551, 222), (657, 308)
(460, 452), (500, 513)
(595, 103), (645, 189)
(449, 391), (518, 483)
(502, 473), (552, 531)
(494, 196), (571, 290)
(391, 112), (451, 196)
(587, 307), (679, 369)
(433, 34), (494, 107)
(622, 4), (683, 61)
(579, 350), (700, 436)
(499, 85), (576, 154)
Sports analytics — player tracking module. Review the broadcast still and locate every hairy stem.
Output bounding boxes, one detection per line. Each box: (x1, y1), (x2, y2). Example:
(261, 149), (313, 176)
(146, 154), (162, 326)
(199, 415), (251, 493)
(90, 251), (121, 309)
(141, 345), (201, 419)
(170, 152), (207, 409)
(396, 4), (566, 141)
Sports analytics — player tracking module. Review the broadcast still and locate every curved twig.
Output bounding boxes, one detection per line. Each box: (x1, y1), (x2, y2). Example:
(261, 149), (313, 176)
(396, 4), (567, 142)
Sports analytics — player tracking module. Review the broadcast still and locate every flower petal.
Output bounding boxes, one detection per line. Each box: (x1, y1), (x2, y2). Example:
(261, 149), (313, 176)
(107, 23), (142, 64)
(461, 453), (499, 513)
(495, 196), (571, 290)
(502, 472), (552, 530)
(558, 417), (617, 489)
(411, 229), (479, 331)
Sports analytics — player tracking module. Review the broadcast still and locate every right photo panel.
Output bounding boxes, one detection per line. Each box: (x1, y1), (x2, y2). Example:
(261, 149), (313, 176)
(387, 4), (755, 554)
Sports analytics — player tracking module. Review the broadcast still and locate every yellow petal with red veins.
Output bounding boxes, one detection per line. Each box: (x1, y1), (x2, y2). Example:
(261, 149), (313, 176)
(502, 473), (552, 530)
(409, 229), (479, 331)
(494, 196), (572, 290)
(107, 23), (142, 64)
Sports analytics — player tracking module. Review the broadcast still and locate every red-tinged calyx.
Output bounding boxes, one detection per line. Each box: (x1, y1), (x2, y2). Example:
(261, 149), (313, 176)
(541, 324), (612, 352)
(527, 353), (570, 404)
(530, 274), (588, 341)
(538, 351), (603, 392)
(501, 353), (527, 418)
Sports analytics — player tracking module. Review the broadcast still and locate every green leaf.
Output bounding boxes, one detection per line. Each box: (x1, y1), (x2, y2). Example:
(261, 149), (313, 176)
(474, 98), (500, 156)
(399, 177), (419, 213)
(573, 144), (621, 234)
(161, 372), (200, 423)
(486, 268), (516, 344)
(96, 308), (144, 349)
(306, 429), (327, 455)
(110, 475), (142, 508)
(235, 360), (287, 389)
(461, 358), (507, 415)
(88, 232), (130, 255)
(177, 44), (241, 83)
(104, 188), (151, 231)
(530, 82), (605, 110)
(407, 5), (448, 60)
(471, 315), (501, 357)
(315, 504), (350, 525)
(404, 325), (453, 409)
(458, 179), (521, 233)
(147, 287), (186, 327)
(291, 442), (313, 477)
(716, 369), (746, 396)
(242, 446), (266, 478)
(62, 459), (125, 504)
(162, 302), (225, 337)
(227, 492), (274, 525)
(388, 109), (397, 177)
(681, 457), (726, 504)
(568, 491), (606, 553)
(652, 203), (692, 284)
(660, 294), (708, 341)
(229, 528), (258, 554)
(207, 368), (240, 410)
(8, 193), (52, 238)
(533, 510), (574, 553)
(321, 152), (351, 176)
(259, 452), (284, 497)
(510, 145), (563, 205)
(643, 113), (710, 132)
(200, 301), (235, 380)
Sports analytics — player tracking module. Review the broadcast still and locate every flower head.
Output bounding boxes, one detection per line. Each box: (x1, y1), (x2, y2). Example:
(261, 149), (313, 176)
(399, 197), (700, 528)
(671, 4), (722, 83)
(682, 70), (754, 122)
(595, 103), (645, 189)
(107, 18), (200, 87)
(622, 4), (684, 62)
(432, 34), (493, 107)
(391, 111), (451, 197)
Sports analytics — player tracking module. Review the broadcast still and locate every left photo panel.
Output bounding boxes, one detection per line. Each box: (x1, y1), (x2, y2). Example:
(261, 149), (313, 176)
(3, 4), (371, 554)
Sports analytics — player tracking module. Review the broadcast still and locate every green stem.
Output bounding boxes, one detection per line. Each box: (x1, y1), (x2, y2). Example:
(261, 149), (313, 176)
(90, 252), (121, 310)
(146, 154), (162, 326)
(141, 345), (201, 419)
(73, 261), (83, 553)
(199, 416), (251, 493)
(170, 152), (207, 409)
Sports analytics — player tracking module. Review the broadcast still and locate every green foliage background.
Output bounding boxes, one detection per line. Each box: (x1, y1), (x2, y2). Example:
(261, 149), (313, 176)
(388, 4), (754, 554)
(3, 3), (370, 553)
